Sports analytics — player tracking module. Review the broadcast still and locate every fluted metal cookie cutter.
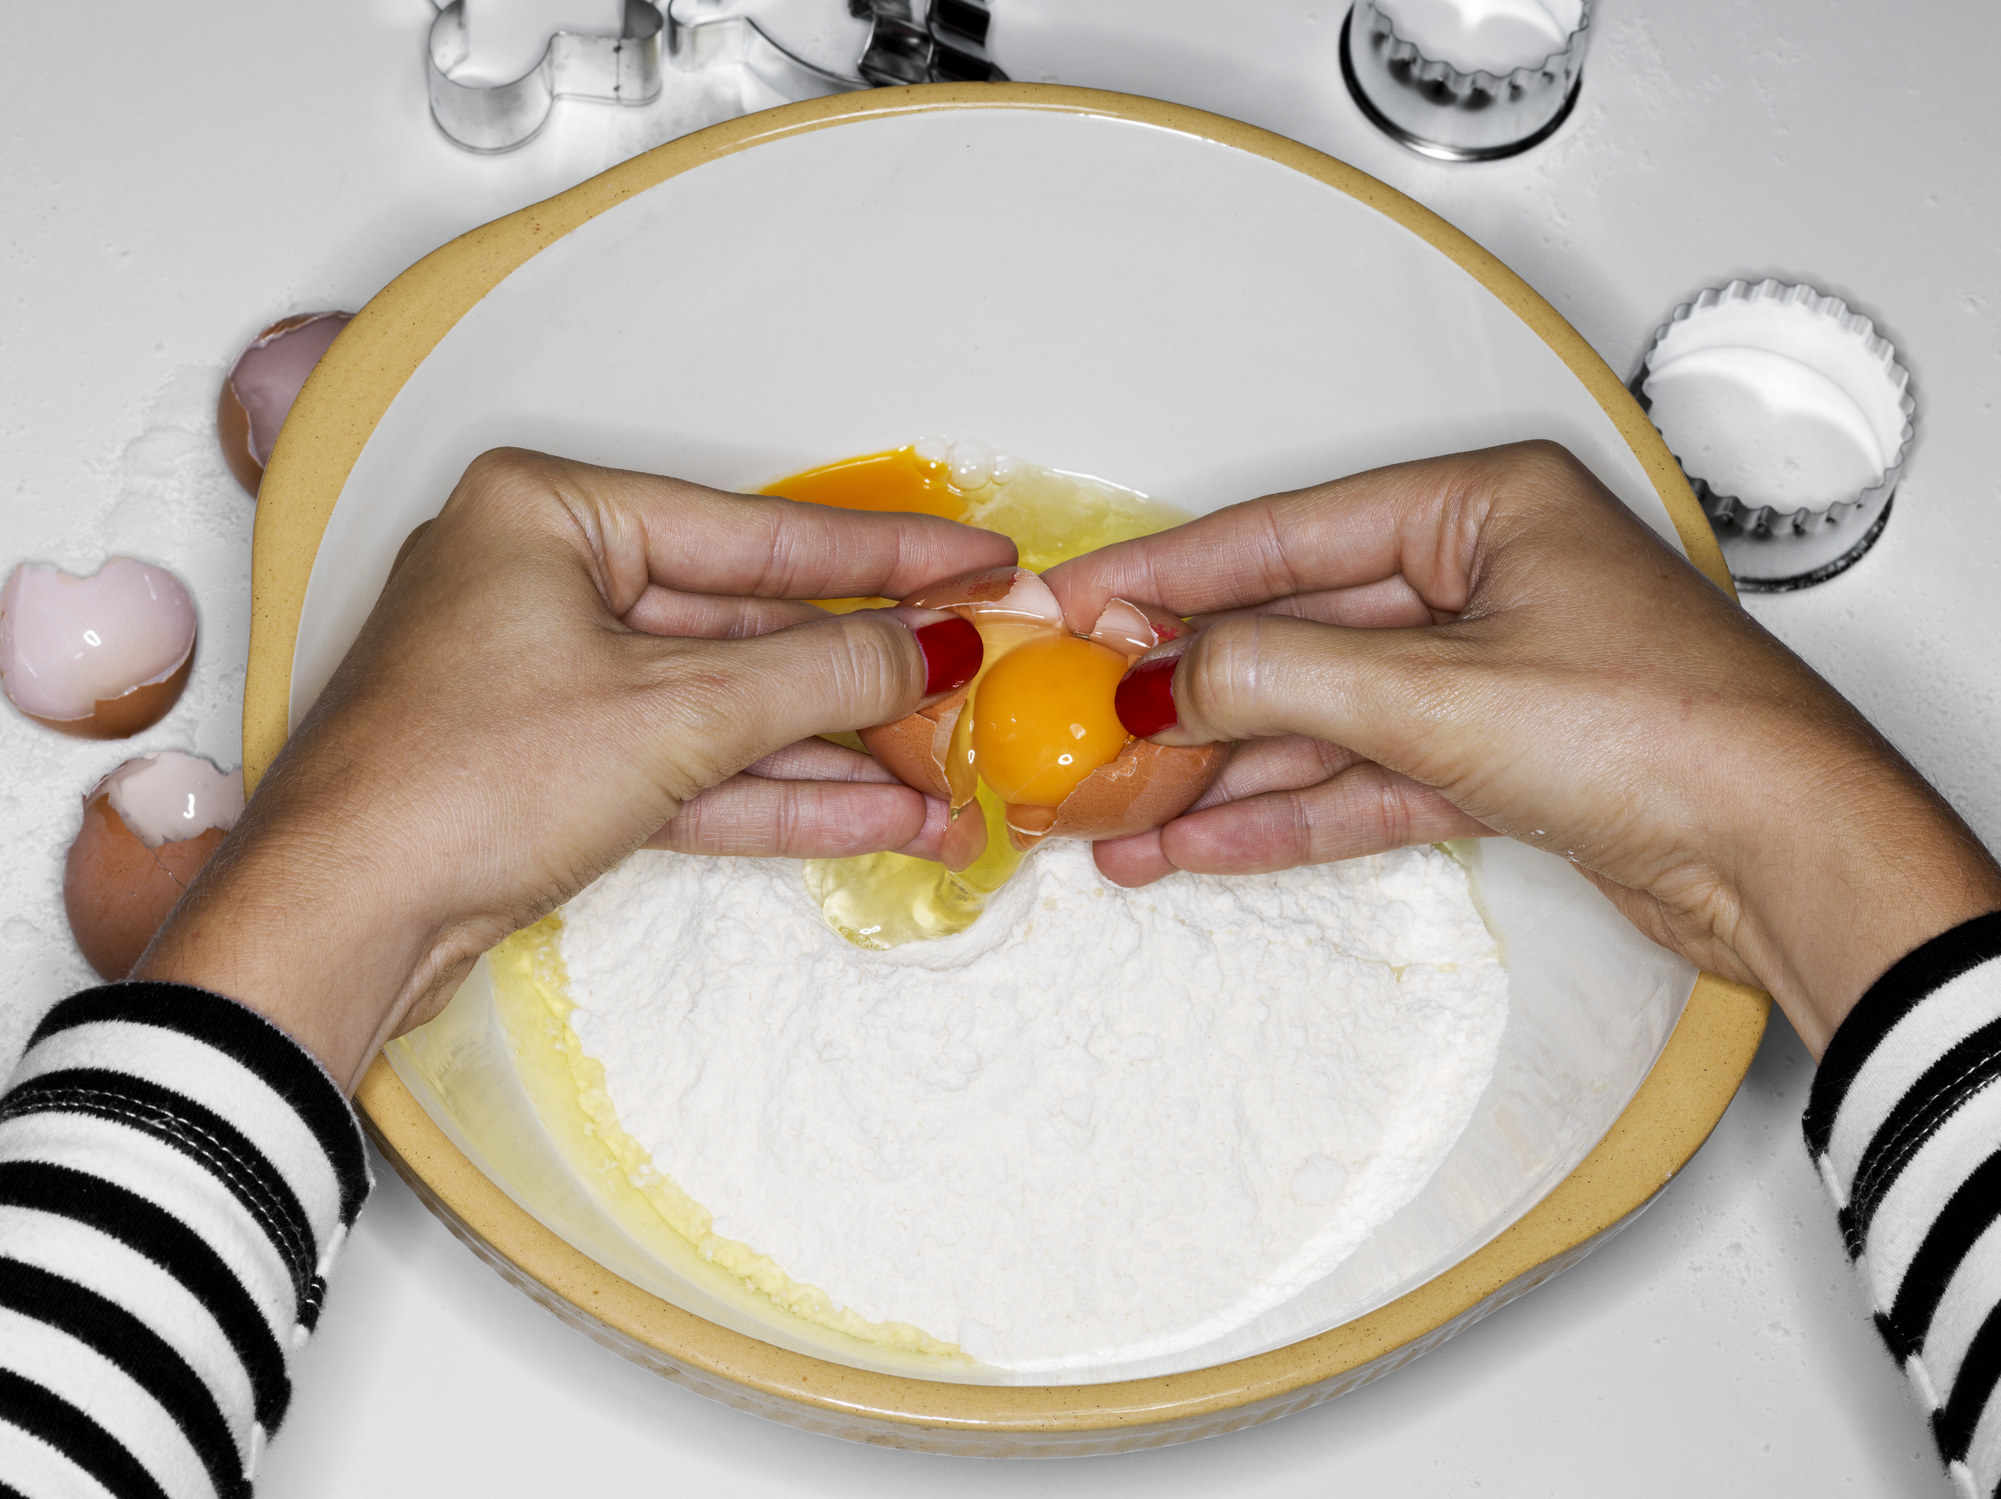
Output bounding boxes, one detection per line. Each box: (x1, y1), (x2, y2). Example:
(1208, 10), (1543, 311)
(1341, 0), (1591, 161)
(1633, 278), (1916, 591)
(664, 0), (1002, 96)
(427, 0), (665, 153)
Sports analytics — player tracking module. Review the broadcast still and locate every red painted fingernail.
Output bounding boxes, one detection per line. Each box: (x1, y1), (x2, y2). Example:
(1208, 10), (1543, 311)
(915, 617), (982, 695)
(1115, 656), (1180, 737)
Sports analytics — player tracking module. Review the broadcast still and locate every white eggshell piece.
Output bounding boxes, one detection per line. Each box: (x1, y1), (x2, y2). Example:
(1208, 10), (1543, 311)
(96, 752), (244, 849)
(1, 559), (197, 721)
(232, 313), (350, 466)
(1086, 598), (1162, 657)
(978, 569), (1065, 629)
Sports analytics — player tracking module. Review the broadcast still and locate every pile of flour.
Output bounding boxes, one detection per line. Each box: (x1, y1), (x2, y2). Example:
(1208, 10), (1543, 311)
(561, 840), (1510, 1372)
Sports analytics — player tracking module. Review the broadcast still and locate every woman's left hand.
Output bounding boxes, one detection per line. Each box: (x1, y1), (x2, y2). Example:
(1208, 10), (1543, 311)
(134, 449), (1014, 1088)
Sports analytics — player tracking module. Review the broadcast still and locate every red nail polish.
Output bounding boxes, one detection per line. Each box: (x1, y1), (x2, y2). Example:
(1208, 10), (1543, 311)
(915, 617), (982, 695)
(1115, 656), (1180, 737)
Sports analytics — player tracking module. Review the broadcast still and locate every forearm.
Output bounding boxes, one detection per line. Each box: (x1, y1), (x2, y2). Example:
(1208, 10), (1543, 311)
(0, 981), (368, 1496)
(131, 828), (446, 1095)
(1727, 763), (2001, 1057)
(1806, 915), (2001, 1490)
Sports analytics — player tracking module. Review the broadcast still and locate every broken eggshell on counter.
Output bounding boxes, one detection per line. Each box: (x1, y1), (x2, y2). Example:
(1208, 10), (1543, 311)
(860, 567), (1225, 858)
(63, 752), (244, 982)
(0, 559), (197, 738)
(216, 311), (354, 497)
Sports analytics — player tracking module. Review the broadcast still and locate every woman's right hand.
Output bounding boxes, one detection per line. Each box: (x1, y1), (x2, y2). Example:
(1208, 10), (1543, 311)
(1045, 441), (2001, 1053)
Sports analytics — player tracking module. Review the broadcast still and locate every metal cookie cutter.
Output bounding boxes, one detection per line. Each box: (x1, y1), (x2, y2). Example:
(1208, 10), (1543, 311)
(664, 0), (1003, 97)
(1634, 278), (1916, 591)
(427, 0), (665, 153)
(1341, 0), (1591, 161)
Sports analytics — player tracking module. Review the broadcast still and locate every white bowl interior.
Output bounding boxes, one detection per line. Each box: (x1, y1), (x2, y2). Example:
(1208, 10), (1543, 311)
(291, 104), (1697, 1383)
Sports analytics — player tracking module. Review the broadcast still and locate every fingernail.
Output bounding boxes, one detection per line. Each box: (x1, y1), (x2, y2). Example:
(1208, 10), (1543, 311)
(1115, 656), (1180, 737)
(914, 616), (982, 695)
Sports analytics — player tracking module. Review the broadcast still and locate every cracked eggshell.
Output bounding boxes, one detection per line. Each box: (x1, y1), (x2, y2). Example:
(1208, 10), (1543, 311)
(217, 311), (354, 497)
(1, 559), (197, 738)
(63, 753), (244, 981)
(859, 566), (1058, 806)
(859, 567), (1225, 847)
(1041, 738), (1227, 844)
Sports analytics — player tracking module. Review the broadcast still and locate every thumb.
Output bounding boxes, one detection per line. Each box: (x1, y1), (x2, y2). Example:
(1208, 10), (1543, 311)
(1114, 612), (1463, 779)
(634, 607), (981, 797)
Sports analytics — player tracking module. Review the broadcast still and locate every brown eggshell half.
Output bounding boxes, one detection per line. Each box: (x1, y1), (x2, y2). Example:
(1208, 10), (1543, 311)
(62, 792), (226, 981)
(1035, 738), (1228, 847)
(857, 684), (965, 803)
(25, 648), (194, 741)
(862, 570), (1225, 850)
(216, 311), (354, 497)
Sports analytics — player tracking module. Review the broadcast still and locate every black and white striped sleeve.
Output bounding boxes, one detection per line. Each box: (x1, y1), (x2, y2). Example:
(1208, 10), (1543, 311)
(1806, 912), (2001, 1498)
(0, 981), (370, 1499)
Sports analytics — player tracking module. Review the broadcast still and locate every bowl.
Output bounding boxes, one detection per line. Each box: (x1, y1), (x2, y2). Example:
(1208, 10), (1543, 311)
(246, 83), (1768, 1452)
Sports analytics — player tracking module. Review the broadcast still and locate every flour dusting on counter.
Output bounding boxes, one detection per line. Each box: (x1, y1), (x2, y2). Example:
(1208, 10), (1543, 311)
(561, 841), (1509, 1372)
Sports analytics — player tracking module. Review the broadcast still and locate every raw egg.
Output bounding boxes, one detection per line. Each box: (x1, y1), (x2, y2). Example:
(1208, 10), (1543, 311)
(777, 443), (1207, 949)
(862, 566), (1224, 853)
(217, 311), (353, 497)
(0, 558), (197, 738)
(63, 752), (243, 980)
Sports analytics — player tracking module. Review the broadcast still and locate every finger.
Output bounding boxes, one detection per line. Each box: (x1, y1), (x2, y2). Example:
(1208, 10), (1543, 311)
(940, 801), (988, 872)
(480, 451), (1018, 609)
(624, 588), (828, 639)
(389, 519), (435, 581)
(1043, 442), (1608, 627)
(1093, 829), (1174, 888)
(743, 738), (902, 784)
(646, 775), (940, 858)
(1185, 735), (1369, 811)
(1123, 613), (1473, 783)
(634, 608), (978, 796)
(1186, 575), (1435, 631)
(1154, 764), (1490, 876)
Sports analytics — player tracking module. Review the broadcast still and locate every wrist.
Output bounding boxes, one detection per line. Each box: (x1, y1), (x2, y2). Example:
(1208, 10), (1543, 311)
(1727, 774), (2001, 1056)
(131, 815), (456, 1091)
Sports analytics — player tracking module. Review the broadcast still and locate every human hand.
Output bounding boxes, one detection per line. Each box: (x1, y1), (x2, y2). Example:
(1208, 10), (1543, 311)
(1045, 442), (2001, 1053)
(134, 449), (1012, 1088)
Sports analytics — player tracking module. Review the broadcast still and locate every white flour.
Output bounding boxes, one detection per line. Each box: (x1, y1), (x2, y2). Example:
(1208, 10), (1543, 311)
(561, 840), (1509, 1372)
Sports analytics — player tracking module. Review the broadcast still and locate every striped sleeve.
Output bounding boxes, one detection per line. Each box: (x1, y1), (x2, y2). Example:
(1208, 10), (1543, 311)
(1806, 911), (2001, 1499)
(0, 981), (370, 1499)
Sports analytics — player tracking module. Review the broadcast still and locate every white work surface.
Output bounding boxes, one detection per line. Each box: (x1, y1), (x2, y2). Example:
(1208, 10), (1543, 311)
(1, 3), (1992, 1493)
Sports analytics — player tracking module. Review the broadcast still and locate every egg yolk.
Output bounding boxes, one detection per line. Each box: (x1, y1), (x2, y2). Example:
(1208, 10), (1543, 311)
(761, 447), (965, 520)
(969, 634), (1131, 808)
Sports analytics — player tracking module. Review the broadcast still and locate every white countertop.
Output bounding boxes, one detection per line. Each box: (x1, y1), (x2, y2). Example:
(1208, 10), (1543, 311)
(2, 3), (1991, 1493)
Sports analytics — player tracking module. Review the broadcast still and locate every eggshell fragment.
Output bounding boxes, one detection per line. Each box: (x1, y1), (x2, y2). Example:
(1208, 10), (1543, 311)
(859, 567), (1225, 849)
(217, 311), (353, 497)
(1, 559), (197, 738)
(62, 753), (244, 981)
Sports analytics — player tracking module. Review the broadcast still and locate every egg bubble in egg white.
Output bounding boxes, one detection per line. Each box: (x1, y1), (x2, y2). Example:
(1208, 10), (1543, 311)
(0, 558), (197, 738)
(63, 752), (244, 981)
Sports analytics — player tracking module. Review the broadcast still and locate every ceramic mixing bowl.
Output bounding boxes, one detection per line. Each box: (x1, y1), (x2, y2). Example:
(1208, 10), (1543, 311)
(245, 83), (1768, 1453)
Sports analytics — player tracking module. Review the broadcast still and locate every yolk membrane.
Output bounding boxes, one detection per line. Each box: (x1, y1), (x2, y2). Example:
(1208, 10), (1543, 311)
(969, 634), (1130, 808)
